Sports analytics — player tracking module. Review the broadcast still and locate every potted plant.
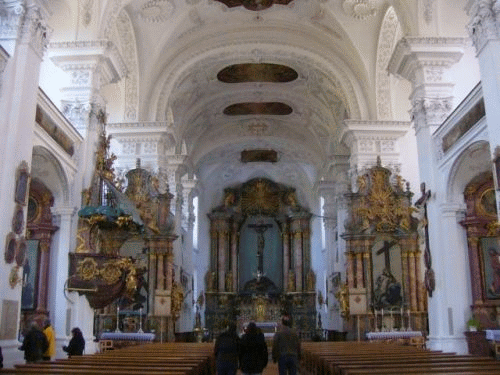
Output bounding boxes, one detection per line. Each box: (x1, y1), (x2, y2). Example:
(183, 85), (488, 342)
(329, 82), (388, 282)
(467, 316), (481, 331)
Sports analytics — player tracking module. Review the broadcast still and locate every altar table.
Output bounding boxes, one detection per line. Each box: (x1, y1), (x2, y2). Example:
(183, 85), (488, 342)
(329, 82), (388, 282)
(100, 332), (156, 342)
(366, 330), (422, 341)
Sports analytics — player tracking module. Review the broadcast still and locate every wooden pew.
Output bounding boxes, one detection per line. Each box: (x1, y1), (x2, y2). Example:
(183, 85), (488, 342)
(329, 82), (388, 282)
(0, 342), (215, 375)
(300, 341), (500, 375)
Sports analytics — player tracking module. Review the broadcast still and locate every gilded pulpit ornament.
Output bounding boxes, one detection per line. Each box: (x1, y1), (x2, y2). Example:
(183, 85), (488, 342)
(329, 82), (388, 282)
(214, 0), (294, 11)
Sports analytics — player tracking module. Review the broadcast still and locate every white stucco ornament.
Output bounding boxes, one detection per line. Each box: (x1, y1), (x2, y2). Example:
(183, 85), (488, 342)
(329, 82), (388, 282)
(342, 0), (378, 20)
(140, 0), (175, 23)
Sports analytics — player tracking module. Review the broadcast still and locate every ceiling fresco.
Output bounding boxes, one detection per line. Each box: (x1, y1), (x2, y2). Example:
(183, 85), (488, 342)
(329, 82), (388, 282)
(217, 63), (299, 83)
(223, 102), (293, 116)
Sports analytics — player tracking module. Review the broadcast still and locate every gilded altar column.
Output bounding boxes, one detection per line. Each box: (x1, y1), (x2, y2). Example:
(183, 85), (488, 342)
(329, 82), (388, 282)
(415, 249), (426, 312)
(363, 252), (372, 301)
(282, 222), (290, 292)
(401, 250), (409, 307)
(230, 224), (238, 293)
(166, 252), (174, 292)
(218, 229), (227, 292)
(36, 237), (52, 313)
(293, 231), (303, 292)
(356, 252), (364, 288)
(149, 253), (157, 308)
(408, 251), (417, 311)
(157, 253), (165, 290)
(347, 251), (355, 289)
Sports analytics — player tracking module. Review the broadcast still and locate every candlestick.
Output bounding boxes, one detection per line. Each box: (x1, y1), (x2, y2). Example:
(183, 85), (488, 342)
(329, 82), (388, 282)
(115, 306), (121, 332)
(138, 308), (144, 333)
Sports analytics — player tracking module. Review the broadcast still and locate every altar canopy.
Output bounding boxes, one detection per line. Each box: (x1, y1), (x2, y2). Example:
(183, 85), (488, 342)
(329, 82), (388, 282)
(205, 178), (317, 337)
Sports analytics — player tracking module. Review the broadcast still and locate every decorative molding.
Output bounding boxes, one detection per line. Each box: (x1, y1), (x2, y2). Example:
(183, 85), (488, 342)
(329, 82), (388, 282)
(468, 0), (500, 54)
(423, 0), (435, 25)
(3, 3), (52, 59)
(410, 96), (454, 128)
(115, 10), (139, 121)
(342, 0), (378, 20)
(140, 0), (175, 23)
(0, 1), (25, 40)
(376, 6), (400, 120)
(388, 37), (466, 84)
(49, 40), (128, 90)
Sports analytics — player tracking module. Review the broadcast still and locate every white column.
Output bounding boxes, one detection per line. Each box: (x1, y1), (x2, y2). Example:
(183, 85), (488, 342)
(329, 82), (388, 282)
(427, 203), (469, 354)
(467, 0), (500, 216)
(0, 0), (51, 309)
(388, 36), (467, 353)
(49, 207), (75, 339)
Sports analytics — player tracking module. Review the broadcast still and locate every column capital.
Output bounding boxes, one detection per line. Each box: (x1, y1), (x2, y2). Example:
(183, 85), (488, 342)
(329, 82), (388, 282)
(467, 0), (500, 54)
(0, 2), (51, 58)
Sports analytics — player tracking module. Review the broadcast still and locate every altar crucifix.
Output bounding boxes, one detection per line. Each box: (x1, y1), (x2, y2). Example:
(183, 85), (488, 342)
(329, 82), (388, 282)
(248, 222), (273, 280)
(415, 182), (435, 297)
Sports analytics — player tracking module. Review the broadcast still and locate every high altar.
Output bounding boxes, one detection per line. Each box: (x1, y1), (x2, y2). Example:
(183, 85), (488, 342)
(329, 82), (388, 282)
(204, 178), (317, 338)
(339, 159), (429, 338)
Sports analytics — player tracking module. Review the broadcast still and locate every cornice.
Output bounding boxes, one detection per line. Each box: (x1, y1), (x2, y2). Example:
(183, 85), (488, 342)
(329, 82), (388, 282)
(388, 36), (467, 83)
(49, 40), (128, 86)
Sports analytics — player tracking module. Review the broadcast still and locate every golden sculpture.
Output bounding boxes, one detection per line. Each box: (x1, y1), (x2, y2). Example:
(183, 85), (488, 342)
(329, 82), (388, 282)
(335, 283), (349, 318)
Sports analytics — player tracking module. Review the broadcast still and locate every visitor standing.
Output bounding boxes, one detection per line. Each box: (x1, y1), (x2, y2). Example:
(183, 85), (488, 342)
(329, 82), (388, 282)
(42, 319), (56, 361)
(19, 321), (48, 363)
(63, 327), (85, 357)
(239, 322), (268, 375)
(214, 322), (240, 375)
(272, 315), (301, 375)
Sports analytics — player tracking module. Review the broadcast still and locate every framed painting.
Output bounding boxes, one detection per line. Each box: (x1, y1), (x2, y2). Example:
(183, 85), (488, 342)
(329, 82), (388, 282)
(14, 161), (30, 206)
(481, 237), (500, 299)
(21, 240), (39, 310)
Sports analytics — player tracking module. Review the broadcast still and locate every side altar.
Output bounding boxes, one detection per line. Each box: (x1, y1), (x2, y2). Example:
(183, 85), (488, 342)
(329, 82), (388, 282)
(338, 159), (429, 339)
(204, 178), (317, 339)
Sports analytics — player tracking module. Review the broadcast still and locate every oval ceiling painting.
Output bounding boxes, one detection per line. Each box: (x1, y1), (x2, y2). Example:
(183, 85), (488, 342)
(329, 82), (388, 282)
(217, 63), (298, 83)
(224, 102), (293, 116)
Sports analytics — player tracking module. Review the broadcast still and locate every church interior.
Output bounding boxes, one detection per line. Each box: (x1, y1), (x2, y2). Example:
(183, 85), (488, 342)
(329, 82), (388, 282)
(2, 0), (500, 368)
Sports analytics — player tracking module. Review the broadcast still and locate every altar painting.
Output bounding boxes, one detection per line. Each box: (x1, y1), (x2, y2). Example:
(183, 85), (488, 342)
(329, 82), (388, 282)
(371, 236), (403, 309)
(481, 236), (500, 299)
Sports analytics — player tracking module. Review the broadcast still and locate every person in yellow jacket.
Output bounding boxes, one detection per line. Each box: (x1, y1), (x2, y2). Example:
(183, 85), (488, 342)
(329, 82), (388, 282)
(42, 319), (56, 361)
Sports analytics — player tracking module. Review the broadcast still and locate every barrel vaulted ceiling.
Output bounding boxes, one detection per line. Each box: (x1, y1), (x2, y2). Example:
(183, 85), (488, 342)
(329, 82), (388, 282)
(49, 0), (471, 202)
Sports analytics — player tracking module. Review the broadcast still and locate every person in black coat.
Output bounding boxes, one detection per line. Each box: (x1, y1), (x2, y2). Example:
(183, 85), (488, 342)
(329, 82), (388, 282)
(214, 322), (240, 375)
(19, 322), (48, 364)
(63, 327), (85, 357)
(239, 322), (268, 375)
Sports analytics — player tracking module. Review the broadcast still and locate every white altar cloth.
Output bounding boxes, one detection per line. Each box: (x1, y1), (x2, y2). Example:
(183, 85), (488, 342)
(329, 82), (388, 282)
(100, 332), (155, 341)
(366, 331), (422, 341)
(485, 330), (500, 341)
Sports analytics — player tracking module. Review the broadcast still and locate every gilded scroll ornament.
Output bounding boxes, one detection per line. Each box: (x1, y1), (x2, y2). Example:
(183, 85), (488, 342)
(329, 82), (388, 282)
(77, 257), (99, 280)
(171, 281), (184, 318)
(100, 261), (122, 284)
(355, 166), (413, 233)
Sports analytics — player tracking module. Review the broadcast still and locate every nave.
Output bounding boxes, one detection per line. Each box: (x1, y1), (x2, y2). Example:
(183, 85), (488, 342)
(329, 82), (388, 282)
(2, 341), (500, 375)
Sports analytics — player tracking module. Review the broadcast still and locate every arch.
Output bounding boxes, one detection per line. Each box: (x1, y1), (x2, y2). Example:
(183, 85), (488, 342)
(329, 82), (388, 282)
(446, 140), (491, 204)
(31, 146), (71, 206)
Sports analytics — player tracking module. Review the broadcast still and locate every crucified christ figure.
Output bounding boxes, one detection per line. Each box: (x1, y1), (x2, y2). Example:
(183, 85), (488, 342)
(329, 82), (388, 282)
(248, 222), (273, 280)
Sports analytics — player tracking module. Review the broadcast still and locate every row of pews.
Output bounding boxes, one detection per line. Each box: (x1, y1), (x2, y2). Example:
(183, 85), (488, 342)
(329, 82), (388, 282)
(300, 341), (500, 375)
(0, 342), (215, 375)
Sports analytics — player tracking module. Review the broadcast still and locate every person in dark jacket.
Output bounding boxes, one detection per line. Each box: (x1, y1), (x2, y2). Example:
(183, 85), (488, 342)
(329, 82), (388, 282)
(272, 315), (301, 375)
(19, 322), (48, 363)
(63, 327), (85, 357)
(239, 322), (268, 375)
(214, 322), (240, 375)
